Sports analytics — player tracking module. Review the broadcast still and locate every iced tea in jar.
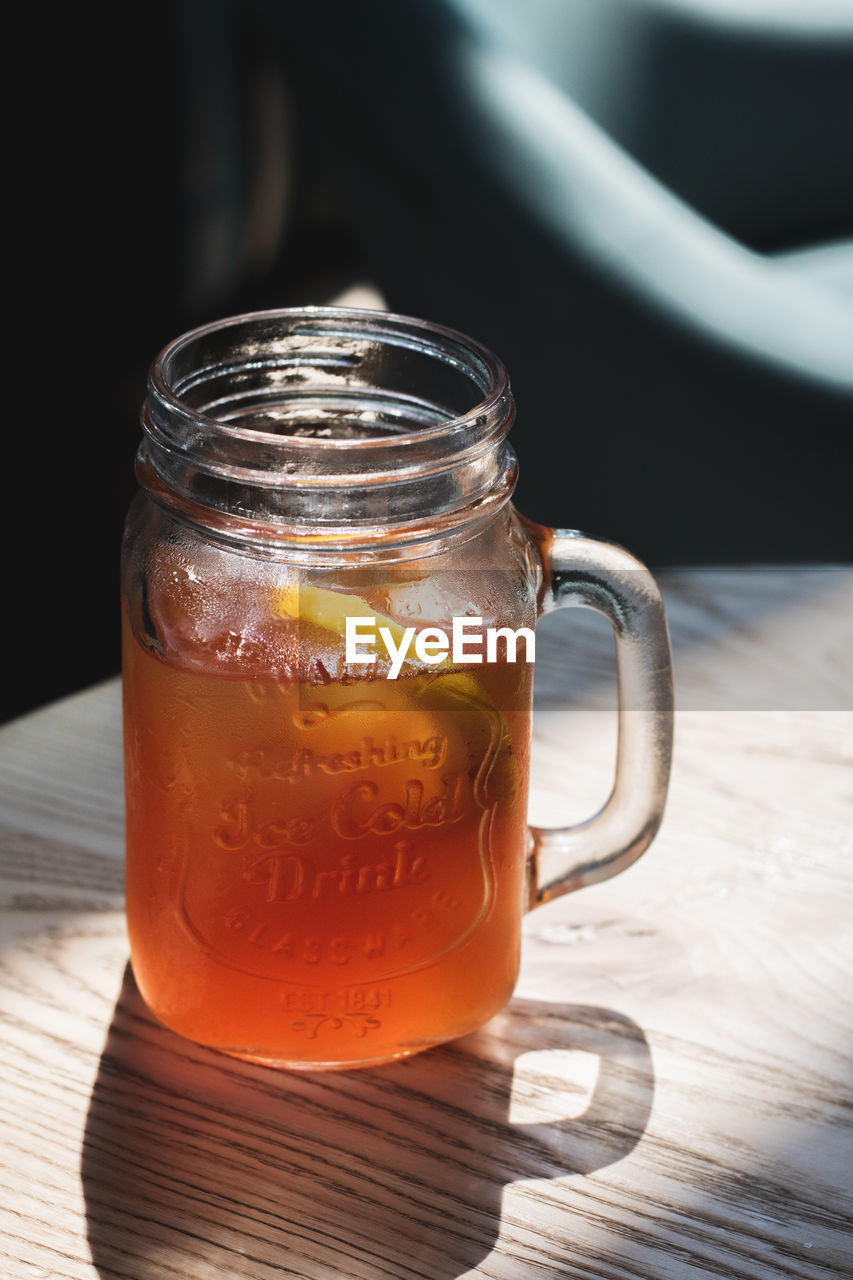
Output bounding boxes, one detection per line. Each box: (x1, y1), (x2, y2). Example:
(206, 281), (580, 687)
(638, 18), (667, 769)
(121, 308), (673, 1069)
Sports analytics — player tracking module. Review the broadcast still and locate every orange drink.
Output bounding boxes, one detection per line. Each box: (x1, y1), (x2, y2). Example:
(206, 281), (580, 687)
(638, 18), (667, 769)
(123, 607), (533, 1067)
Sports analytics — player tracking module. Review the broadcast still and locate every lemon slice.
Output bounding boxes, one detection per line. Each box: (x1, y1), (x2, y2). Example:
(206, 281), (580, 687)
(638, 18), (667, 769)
(274, 582), (407, 653)
(412, 669), (518, 803)
(274, 581), (439, 673)
(274, 583), (517, 798)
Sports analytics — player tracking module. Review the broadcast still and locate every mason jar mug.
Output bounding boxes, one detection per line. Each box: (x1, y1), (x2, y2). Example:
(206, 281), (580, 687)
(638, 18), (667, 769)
(121, 308), (674, 1070)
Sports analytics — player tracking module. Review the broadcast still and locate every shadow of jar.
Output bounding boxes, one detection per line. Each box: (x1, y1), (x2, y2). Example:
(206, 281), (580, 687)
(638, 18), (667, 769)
(82, 966), (654, 1279)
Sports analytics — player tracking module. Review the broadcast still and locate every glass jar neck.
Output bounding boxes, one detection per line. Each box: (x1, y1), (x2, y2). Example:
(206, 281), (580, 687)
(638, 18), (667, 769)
(140, 307), (517, 557)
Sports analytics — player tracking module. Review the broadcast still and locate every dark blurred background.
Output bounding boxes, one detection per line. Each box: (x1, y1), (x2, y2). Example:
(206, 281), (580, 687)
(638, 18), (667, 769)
(8, 0), (853, 723)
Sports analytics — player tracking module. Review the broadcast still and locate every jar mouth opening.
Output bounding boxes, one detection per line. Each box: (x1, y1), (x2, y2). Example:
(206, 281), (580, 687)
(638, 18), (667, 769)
(149, 306), (510, 450)
(142, 306), (516, 542)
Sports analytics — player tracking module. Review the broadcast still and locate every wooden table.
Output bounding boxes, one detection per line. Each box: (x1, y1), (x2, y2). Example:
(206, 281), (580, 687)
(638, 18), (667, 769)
(2, 568), (851, 1280)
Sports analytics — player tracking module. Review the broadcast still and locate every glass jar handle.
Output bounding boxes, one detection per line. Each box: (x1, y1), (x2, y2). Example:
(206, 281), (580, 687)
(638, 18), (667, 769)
(525, 527), (674, 909)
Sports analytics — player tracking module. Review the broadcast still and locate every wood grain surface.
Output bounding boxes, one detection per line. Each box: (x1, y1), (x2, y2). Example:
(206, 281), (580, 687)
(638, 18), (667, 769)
(1, 568), (851, 1280)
